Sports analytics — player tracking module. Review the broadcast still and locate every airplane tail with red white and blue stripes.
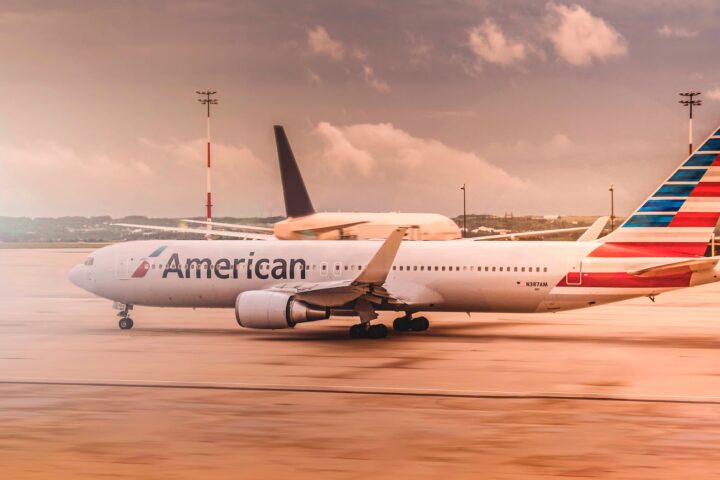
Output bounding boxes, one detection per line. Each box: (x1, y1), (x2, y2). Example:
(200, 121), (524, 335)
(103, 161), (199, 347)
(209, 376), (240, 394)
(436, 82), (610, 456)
(592, 124), (720, 259)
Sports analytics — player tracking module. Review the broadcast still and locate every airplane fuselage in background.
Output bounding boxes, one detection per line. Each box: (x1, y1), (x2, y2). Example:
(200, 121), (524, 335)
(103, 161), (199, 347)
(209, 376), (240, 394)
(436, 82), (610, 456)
(69, 239), (719, 314)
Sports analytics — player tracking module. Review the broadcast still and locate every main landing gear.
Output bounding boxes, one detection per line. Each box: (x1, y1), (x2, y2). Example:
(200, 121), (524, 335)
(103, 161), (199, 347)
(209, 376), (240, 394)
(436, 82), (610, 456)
(392, 314), (429, 332)
(347, 314), (430, 339)
(114, 302), (134, 330)
(349, 323), (388, 339)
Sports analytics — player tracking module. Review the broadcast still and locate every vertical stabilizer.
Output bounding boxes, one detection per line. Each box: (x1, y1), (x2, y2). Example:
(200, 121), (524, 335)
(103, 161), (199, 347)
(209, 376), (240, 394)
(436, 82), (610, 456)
(594, 124), (720, 258)
(274, 126), (315, 218)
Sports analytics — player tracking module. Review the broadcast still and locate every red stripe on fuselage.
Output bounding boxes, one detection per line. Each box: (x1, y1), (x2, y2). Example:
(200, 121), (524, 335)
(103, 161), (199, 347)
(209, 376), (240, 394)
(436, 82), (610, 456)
(712, 155), (720, 166)
(669, 212), (720, 227)
(691, 182), (720, 197)
(589, 242), (707, 258)
(556, 271), (692, 288)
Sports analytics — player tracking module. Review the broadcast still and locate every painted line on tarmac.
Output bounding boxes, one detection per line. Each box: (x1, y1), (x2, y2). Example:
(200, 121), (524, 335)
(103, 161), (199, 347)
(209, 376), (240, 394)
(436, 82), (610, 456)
(2, 378), (720, 405)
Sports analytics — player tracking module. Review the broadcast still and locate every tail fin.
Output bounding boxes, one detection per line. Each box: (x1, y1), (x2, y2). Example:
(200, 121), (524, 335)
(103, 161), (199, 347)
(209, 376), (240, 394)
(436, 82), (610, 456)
(274, 125), (315, 218)
(594, 124), (720, 258)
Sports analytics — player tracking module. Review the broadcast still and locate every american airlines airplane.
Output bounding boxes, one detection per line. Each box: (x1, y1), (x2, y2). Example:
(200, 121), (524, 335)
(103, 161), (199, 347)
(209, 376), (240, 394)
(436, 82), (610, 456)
(70, 124), (720, 338)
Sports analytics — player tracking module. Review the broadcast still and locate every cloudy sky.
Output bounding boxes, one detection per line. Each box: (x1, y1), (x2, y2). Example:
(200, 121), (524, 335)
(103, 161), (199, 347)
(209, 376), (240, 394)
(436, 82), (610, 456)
(2, 0), (720, 218)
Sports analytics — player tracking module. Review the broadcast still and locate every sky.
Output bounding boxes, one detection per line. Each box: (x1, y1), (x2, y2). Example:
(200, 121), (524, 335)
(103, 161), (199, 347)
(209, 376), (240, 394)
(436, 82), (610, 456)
(2, 0), (720, 218)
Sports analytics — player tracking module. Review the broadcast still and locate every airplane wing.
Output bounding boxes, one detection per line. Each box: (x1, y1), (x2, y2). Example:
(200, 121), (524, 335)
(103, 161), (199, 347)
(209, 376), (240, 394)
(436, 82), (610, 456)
(270, 227), (406, 307)
(290, 221), (369, 235)
(471, 226), (590, 241)
(113, 223), (273, 240)
(180, 219), (274, 232)
(577, 216), (609, 242)
(628, 257), (719, 277)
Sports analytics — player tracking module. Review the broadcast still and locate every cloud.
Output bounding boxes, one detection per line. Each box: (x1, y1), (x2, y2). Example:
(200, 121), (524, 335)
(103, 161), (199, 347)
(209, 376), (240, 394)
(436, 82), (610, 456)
(468, 19), (527, 67)
(657, 25), (699, 38)
(363, 65), (391, 92)
(311, 122), (529, 214)
(307, 26), (345, 60)
(707, 88), (720, 102)
(0, 139), (279, 217)
(546, 3), (627, 66)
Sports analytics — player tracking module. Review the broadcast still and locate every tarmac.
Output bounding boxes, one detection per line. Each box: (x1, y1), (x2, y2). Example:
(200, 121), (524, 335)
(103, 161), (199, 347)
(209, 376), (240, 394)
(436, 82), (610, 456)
(2, 248), (720, 479)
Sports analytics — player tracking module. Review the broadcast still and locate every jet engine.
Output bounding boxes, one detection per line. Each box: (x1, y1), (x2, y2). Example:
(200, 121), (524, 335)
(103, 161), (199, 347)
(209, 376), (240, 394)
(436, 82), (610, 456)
(235, 291), (329, 329)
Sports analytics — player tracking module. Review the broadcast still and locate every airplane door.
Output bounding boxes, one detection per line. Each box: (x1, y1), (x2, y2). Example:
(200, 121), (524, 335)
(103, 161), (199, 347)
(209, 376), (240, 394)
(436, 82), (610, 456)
(565, 258), (582, 286)
(115, 256), (131, 280)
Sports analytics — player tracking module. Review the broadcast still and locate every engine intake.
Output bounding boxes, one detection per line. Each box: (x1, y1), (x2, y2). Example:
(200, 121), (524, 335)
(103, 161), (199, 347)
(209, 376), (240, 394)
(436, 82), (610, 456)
(235, 291), (329, 329)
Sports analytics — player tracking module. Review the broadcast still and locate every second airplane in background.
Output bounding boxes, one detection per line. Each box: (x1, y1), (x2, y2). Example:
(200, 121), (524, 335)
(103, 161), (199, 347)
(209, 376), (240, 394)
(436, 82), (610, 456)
(186, 126), (462, 240)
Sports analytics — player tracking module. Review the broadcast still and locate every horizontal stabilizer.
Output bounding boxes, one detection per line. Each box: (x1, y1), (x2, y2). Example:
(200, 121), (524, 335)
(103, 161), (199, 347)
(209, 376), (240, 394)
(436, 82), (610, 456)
(577, 216), (609, 242)
(628, 257), (719, 277)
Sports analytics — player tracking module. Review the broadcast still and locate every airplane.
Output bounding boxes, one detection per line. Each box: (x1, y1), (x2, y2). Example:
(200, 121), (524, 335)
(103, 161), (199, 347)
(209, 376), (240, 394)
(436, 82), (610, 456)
(115, 125), (601, 241)
(69, 123), (720, 338)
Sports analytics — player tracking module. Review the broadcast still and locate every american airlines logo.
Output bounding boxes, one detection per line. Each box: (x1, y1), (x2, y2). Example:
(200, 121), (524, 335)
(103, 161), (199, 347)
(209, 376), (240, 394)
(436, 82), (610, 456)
(161, 252), (307, 280)
(131, 245), (167, 278)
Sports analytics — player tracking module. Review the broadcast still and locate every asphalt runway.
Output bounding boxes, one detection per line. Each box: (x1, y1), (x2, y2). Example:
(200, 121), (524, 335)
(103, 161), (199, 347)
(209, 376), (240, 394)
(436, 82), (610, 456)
(3, 248), (720, 479)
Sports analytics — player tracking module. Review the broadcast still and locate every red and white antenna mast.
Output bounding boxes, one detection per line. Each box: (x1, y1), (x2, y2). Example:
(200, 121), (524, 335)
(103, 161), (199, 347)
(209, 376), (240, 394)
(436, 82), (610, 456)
(197, 90), (218, 229)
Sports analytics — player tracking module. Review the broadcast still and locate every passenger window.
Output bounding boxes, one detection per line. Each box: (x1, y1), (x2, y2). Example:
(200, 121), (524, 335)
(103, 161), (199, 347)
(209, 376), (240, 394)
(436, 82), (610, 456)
(521, 267), (525, 272)
(414, 266), (418, 271)
(514, 267), (518, 272)
(442, 266), (446, 271)
(492, 267), (496, 272)
(420, 266), (425, 271)
(499, 267), (503, 272)
(543, 267), (547, 272)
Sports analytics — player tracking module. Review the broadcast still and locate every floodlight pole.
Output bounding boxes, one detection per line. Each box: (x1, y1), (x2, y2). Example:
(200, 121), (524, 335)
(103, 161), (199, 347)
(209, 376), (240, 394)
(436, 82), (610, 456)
(609, 184), (615, 231)
(679, 91), (702, 155)
(197, 90), (218, 228)
(460, 184), (467, 238)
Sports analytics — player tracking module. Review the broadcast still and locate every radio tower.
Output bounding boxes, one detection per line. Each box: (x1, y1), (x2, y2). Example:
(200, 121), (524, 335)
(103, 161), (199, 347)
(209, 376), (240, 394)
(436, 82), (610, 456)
(197, 90), (218, 229)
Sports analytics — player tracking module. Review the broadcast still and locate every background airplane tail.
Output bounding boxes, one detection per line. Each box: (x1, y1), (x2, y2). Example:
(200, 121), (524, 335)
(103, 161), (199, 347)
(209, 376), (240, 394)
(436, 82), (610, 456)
(274, 125), (315, 218)
(594, 123), (720, 258)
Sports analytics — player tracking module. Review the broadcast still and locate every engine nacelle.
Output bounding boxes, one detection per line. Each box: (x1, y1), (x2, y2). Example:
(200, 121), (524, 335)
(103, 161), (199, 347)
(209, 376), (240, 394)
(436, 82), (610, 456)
(235, 291), (329, 329)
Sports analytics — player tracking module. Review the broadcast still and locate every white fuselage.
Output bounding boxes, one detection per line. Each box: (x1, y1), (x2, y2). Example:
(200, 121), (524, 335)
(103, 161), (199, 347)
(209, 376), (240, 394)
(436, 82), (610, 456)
(273, 212), (462, 240)
(69, 239), (720, 314)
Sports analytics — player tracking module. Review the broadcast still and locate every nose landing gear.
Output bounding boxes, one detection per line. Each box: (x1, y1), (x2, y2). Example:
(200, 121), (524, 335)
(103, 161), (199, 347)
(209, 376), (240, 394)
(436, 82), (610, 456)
(114, 302), (135, 330)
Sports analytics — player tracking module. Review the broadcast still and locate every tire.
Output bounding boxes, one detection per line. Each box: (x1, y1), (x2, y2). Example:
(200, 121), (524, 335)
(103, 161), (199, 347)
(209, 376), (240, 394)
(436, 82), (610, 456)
(349, 324), (365, 339)
(393, 317), (411, 331)
(411, 316), (429, 331)
(119, 318), (133, 330)
(369, 324), (388, 339)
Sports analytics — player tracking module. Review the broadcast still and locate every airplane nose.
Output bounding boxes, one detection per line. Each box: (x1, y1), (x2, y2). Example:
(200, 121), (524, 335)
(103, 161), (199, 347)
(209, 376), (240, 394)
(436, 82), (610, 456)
(68, 264), (85, 288)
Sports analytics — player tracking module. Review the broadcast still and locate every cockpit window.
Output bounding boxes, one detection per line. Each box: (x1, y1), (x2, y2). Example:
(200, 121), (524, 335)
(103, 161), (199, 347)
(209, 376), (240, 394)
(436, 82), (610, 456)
(84, 256), (94, 266)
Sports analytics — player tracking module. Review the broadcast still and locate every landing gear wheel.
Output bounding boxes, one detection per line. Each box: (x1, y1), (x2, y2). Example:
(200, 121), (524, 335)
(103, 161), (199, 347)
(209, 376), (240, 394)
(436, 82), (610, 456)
(349, 324), (366, 339)
(410, 316), (429, 332)
(393, 316), (411, 332)
(119, 318), (134, 330)
(368, 324), (388, 339)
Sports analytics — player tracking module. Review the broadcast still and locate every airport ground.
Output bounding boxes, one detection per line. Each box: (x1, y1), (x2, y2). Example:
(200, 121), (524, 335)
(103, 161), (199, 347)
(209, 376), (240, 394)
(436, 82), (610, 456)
(3, 249), (720, 479)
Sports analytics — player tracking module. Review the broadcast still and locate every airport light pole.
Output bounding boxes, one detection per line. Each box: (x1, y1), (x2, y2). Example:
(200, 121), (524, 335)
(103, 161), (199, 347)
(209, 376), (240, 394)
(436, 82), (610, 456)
(197, 90), (218, 229)
(679, 91), (702, 155)
(609, 184), (615, 231)
(460, 184), (467, 238)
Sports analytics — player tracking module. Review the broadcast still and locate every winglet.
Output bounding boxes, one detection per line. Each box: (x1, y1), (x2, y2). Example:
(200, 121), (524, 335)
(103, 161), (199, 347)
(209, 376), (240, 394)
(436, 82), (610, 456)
(274, 125), (315, 218)
(354, 228), (407, 285)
